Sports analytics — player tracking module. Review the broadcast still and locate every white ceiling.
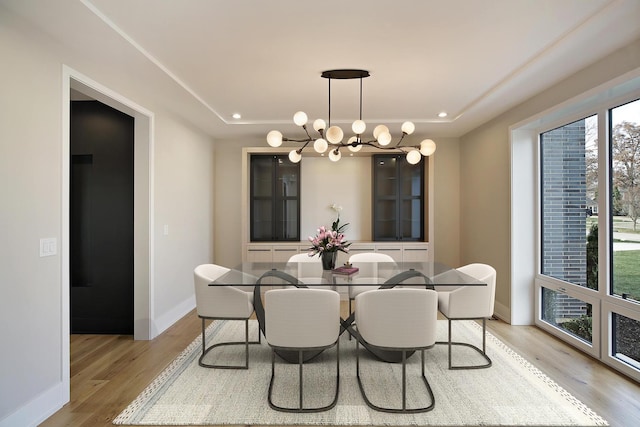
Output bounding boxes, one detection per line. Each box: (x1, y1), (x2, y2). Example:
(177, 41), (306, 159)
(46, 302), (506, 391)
(4, 0), (640, 140)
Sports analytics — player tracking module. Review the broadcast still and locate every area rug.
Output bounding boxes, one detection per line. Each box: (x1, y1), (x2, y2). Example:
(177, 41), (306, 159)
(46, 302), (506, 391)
(113, 319), (608, 426)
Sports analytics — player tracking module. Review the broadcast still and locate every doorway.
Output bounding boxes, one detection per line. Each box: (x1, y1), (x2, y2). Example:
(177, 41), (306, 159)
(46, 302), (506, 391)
(61, 68), (154, 406)
(70, 100), (134, 334)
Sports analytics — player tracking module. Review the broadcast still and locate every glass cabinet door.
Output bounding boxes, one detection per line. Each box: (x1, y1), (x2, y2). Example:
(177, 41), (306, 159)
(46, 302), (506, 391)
(250, 155), (300, 241)
(373, 155), (423, 240)
(373, 156), (398, 239)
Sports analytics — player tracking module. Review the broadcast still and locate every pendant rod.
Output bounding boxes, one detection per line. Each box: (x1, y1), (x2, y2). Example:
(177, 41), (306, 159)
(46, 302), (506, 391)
(328, 77), (331, 128)
(359, 77), (363, 121)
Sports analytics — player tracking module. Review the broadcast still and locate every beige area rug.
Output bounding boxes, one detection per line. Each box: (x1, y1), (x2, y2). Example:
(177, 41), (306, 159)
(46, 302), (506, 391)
(113, 319), (608, 426)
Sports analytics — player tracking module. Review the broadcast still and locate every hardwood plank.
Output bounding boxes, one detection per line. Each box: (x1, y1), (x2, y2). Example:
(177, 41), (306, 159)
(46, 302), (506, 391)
(38, 307), (640, 427)
(485, 319), (640, 427)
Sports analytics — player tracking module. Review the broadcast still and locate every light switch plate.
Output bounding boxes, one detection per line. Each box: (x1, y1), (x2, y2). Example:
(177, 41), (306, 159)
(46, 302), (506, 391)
(40, 238), (57, 257)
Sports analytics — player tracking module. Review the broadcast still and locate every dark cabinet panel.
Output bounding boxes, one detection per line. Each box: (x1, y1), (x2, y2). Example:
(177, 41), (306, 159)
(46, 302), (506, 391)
(373, 155), (424, 241)
(250, 155), (300, 241)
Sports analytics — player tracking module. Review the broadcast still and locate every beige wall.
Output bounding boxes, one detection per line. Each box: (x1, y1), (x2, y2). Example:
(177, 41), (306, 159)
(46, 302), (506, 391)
(460, 37), (640, 322)
(213, 138), (258, 268)
(213, 138), (462, 268)
(152, 116), (215, 328)
(0, 6), (216, 424)
(432, 137), (461, 267)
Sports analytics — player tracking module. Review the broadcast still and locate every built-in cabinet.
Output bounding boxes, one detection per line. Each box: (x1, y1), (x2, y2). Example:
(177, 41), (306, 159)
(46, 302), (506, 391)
(246, 244), (304, 262)
(373, 154), (424, 241)
(250, 155), (300, 241)
(244, 241), (430, 298)
(245, 241), (430, 264)
(244, 242), (433, 299)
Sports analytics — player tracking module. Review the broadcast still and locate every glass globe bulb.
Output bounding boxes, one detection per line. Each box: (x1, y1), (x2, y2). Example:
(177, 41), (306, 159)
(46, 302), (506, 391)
(326, 126), (344, 144)
(401, 121), (415, 135)
(352, 119), (366, 134)
(406, 149), (421, 164)
(419, 139), (436, 156)
(373, 124), (389, 139)
(288, 149), (302, 163)
(266, 130), (283, 147)
(328, 149), (342, 162)
(347, 136), (362, 152)
(314, 138), (328, 153)
(313, 119), (326, 132)
(378, 131), (392, 146)
(293, 111), (308, 127)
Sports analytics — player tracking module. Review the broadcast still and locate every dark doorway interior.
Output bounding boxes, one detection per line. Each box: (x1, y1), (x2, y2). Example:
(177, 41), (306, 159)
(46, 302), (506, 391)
(70, 100), (134, 334)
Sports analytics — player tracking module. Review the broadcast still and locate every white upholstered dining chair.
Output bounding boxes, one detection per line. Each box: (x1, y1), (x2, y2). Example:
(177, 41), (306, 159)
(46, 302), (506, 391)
(437, 263), (496, 369)
(347, 252), (396, 316)
(355, 288), (438, 413)
(264, 287), (341, 413)
(193, 263), (261, 369)
(286, 253), (333, 289)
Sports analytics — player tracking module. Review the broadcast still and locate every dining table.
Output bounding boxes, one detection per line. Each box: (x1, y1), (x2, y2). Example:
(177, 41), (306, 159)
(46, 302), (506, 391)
(210, 261), (486, 363)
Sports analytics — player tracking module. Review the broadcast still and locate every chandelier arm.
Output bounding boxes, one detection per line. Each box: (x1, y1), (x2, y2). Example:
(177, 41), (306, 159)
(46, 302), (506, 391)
(395, 132), (407, 147)
(357, 141), (409, 151)
(283, 137), (314, 143)
(394, 136), (422, 150)
(301, 124), (312, 141)
(332, 141), (354, 148)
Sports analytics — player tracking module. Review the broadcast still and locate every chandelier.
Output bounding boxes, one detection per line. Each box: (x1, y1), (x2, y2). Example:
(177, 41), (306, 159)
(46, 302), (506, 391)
(266, 69), (436, 164)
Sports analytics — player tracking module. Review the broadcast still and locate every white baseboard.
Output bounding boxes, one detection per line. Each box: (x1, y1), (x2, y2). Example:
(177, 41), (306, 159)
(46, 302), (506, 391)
(0, 382), (67, 427)
(150, 295), (196, 338)
(493, 299), (513, 324)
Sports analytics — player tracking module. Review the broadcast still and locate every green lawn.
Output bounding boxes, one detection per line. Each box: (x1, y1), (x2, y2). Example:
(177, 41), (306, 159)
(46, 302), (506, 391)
(613, 250), (640, 301)
(586, 215), (640, 234)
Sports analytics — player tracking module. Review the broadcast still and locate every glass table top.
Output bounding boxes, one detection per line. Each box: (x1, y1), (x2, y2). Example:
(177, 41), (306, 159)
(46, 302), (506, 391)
(211, 261), (486, 287)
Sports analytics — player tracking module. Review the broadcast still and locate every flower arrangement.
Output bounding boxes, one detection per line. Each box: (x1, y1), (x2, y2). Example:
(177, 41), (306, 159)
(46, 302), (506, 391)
(308, 203), (351, 256)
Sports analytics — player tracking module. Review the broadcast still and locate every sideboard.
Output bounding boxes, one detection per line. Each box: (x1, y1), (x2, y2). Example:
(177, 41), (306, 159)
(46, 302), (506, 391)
(244, 241), (430, 265)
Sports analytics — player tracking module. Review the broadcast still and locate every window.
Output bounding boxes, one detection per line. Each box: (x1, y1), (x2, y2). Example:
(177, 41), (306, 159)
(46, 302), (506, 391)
(540, 116), (598, 290)
(372, 154), (424, 241)
(610, 99), (640, 304)
(611, 312), (640, 369)
(250, 155), (300, 241)
(608, 99), (640, 373)
(539, 117), (598, 346)
(535, 93), (640, 381)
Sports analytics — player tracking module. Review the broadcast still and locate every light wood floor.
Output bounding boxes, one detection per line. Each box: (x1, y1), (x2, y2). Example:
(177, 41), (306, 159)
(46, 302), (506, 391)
(40, 304), (640, 427)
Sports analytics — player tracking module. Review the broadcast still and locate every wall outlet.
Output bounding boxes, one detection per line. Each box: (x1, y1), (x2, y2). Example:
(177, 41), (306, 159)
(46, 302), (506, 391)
(40, 238), (57, 257)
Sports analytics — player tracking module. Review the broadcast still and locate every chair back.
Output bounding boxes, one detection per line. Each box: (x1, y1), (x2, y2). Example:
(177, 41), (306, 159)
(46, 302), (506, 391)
(356, 288), (437, 349)
(348, 252), (396, 283)
(287, 253), (328, 285)
(452, 263), (496, 317)
(194, 263), (253, 318)
(265, 288), (340, 348)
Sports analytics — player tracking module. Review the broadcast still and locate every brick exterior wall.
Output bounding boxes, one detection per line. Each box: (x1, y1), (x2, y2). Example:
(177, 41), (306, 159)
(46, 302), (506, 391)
(541, 120), (589, 319)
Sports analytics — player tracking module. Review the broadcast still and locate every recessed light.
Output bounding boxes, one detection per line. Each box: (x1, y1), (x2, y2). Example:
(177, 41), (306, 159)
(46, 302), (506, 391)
(232, 113), (241, 119)
(438, 112), (448, 118)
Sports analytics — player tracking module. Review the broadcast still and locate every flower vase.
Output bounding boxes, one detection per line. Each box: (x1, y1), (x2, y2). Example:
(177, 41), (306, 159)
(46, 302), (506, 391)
(321, 251), (337, 270)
